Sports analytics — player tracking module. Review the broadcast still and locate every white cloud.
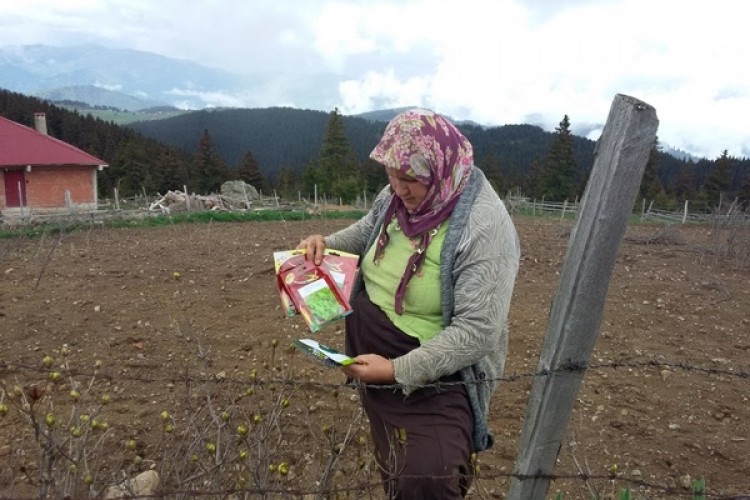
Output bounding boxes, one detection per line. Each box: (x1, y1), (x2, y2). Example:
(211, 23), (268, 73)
(0, 0), (747, 158)
(93, 81), (122, 91)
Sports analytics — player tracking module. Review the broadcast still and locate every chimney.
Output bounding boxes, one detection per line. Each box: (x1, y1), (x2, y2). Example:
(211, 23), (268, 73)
(34, 112), (48, 135)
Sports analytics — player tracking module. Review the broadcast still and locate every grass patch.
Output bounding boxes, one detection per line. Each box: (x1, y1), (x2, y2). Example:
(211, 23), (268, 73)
(0, 209), (367, 240)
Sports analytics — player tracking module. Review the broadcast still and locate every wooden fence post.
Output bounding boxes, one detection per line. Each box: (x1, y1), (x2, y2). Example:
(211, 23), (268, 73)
(682, 199), (689, 224)
(508, 94), (658, 500)
(242, 183), (250, 208)
(17, 181), (25, 218)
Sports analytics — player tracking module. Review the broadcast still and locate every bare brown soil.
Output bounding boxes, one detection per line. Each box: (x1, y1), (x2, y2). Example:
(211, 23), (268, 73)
(0, 216), (748, 499)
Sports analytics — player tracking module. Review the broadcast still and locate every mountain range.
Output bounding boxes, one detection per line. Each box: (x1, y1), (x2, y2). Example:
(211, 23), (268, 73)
(0, 43), (700, 161)
(0, 43), (245, 110)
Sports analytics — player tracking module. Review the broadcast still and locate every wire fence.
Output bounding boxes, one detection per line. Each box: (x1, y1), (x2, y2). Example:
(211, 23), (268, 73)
(1, 357), (748, 499)
(503, 195), (750, 226)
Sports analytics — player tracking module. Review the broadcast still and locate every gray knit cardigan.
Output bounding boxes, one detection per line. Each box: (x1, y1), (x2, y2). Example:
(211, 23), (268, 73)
(325, 168), (520, 452)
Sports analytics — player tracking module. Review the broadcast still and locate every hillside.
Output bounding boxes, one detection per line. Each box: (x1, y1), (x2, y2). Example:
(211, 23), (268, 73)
(128, 107), (595, 179)
(4, 88), (749, 208)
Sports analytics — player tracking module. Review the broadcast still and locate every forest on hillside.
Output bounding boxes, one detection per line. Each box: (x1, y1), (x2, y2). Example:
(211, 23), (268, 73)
(2, 89), (749, 211)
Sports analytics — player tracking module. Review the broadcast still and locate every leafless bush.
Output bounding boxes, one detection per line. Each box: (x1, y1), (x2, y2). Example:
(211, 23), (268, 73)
(626, 225), (685, 246)
(0, 328), (383, 499)
(701, 200), (750, 269)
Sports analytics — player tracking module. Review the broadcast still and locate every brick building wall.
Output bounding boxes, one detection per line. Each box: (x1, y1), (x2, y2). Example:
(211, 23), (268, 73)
(1, 166), (97, 210)
(27, 167), (96, 208)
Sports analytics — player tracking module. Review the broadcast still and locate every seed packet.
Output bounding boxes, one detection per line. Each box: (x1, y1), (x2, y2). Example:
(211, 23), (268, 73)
(278, 257), (353, 332)
(272, 249), (359, 324)
(273, 250), (306, 317)
(293, 338), (355, 367)
(320, 249), (359, 300)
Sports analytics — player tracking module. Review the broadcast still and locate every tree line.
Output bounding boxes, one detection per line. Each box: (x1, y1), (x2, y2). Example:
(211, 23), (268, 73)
(2, 88), (748, 211)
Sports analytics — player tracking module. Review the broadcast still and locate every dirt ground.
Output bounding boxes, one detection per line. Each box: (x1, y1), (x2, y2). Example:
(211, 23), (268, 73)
(0, 215), (748, 499)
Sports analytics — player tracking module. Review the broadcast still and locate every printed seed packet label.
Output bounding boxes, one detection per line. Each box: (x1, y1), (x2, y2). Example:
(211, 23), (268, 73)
(273, 251), (306, 317)
(293, 338), (355, 367)
(272, 248), (359, 329)
(278, 258), (353, 332)
(320, 249), (359, 299)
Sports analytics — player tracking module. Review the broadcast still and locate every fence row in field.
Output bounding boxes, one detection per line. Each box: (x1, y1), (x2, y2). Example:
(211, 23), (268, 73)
(503, 195), (750, 224)
(1, 358), (746, 499)
(3, 181), (749, 227)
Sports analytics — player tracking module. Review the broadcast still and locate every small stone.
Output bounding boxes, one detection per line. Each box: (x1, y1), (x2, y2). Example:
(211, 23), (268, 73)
(679, 474), (692, 489)
(660, 369), (671, 381)
(104, 470), (160, 499)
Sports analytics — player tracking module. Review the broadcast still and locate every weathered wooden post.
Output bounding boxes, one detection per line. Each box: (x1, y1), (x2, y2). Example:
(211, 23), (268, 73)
(17, 181), (25, 218)
(242, 183), (250, 208)
(682, 199), (689, 224)
(508, 94), (658, 500)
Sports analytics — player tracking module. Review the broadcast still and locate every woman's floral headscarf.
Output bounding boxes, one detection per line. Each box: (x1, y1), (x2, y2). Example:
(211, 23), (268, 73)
(370, 109), (473, 314)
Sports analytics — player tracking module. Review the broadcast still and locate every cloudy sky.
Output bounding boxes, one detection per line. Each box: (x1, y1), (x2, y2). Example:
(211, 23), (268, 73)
(1, 0), (748, 159)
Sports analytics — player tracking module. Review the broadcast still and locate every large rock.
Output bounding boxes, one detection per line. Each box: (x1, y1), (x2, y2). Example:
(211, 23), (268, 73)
(221, 181), (258, 201)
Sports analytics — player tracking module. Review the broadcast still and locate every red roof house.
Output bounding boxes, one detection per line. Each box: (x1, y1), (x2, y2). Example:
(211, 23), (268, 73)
(0, 113), (108, 215)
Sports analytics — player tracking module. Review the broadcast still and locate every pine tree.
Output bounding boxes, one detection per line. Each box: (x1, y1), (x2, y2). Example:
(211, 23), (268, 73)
(310, 108), (362, 203)
(237, 150), (264, 191)
(275, 167), (299, 200)
(158, 149), (190, 193)
(702, 150), (733, 206)
(109, 138), (151, 197)
(737, 172), (750, 207)
(537, 115), (577, 201)
(667, 164), (698, 202)
(361, 158), (389, 194)
(479, 151), (505, 193)
(193, 129), (230, 194)
(638, 137), (665, 202)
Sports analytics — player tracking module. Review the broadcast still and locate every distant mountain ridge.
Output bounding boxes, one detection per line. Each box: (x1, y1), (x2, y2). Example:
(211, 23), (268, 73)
(35, 85), (171, 112)
(6, 88), (743, 207)
(0, 43), (245, 109)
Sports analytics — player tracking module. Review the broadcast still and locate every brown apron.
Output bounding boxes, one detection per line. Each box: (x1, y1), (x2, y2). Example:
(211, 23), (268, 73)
(346, 289), (473, 499)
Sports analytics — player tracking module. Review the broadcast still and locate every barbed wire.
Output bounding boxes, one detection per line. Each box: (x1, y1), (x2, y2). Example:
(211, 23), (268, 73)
(1, 469), (747, 499)
(2, 358), (748, 499)
(0, 358), (747, 391)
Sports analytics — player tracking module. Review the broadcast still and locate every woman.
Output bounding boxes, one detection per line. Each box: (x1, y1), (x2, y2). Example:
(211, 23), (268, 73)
(299, 109), (519, 498)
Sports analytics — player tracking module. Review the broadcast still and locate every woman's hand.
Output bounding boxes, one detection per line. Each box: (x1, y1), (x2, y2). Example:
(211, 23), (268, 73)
(297, 234), (326, 265)
(342, 354), (395, 384)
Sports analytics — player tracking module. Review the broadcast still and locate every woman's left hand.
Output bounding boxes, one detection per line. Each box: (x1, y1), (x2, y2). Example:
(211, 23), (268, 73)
(342, 354), (395, 383)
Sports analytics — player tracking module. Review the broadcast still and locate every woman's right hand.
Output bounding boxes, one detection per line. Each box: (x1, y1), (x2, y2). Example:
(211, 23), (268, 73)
(297, 234), (326, 265)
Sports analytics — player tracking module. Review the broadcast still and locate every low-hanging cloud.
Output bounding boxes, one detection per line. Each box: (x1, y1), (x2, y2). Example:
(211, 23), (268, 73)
(1, 0), (747, 159)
